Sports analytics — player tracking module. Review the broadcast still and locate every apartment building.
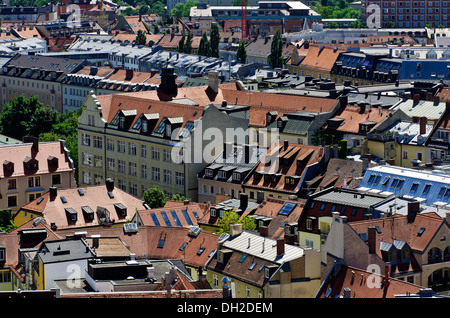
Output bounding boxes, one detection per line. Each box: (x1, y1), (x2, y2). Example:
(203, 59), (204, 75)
(362, 0), (450, 28)
(0, 137), (75, 216)
(0, 54), (87, 113)
(77, 69), (249, 201)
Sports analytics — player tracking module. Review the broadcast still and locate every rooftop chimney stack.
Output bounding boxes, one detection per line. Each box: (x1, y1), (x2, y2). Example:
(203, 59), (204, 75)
(407, 201), (420, 223)
(276, 238), (285, 257)
(208, 71), (219, 94)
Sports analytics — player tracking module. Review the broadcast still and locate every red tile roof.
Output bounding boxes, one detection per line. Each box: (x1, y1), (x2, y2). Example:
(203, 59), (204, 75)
(0, 140), (73, 178)
(244, 141), (325, 195)
(298, 42), (346, 72)
(317, 265), (421, 298)
(19, 184), (146, 230)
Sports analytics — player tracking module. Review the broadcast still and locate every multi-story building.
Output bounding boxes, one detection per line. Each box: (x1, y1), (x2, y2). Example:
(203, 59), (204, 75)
(205, 223), (322, 298)
(77, 68), (249, 201)
(0, 137), (75, 216)
(0, 53), (87, 113)
(362, 0), (450, 28)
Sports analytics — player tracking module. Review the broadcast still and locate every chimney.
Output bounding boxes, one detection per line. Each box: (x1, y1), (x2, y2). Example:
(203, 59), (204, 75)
(230, 223), (243, 237)
(146, 265), (155, 282)
(407, 201), (420, 223)
(426, 92), (433, 101)
(239, 193), (248, 209)
(259, 225), (268, 237)
(158, 66), (178, 96)
(434, 95), (440, 104)
(446, 101), (450, 113)
(49, 186), (57, 200)
(339, 94), (348, 108)
(384, 264), (390, 288)
(125, 68), (133, 81)
(343, 287), (351, 298)
(183, 200), (190, 205)
(368, 226), (377, 254)
(446, 211), (450, 226)
(413, 94), (420, 104)
(419, 117), (427, 135)
(23, 136), (39, 154)
(284, 140), (289, 150)
(92, 234), (100, 249)
(106, 178), (114, 192)
(208, 71), (219, 94)
(276, 238), (285, 257)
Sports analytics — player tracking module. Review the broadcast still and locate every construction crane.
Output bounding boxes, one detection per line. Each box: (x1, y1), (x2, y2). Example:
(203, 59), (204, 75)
(241, 0), (248, 40)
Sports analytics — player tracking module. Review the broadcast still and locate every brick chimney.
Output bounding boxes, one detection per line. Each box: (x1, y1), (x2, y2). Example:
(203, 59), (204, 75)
(407, 201), (420, 223)
(419, 117), (427, 135)
(413, 94), (420, 104)
(276, 238), (285, 257)
(368, 226), (377, 254)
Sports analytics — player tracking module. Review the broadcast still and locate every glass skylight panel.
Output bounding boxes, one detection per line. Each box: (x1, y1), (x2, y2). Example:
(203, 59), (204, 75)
(161, 211), (172, 226)
(279, 202), (297, 216)
(238, 253), (248, 263)
(179, 242), (187, 251)
(171, 211), (182, 227)
(249, 261), (257, 270)
(153, 118), (166, 134)
(181, 209), (193, 226)
(197, 247), (205, 255)
(418, 227), (425, 236)
(325, 288), (332, 298)
(60, 196), (67, 203)
(150, 213), (160, 226)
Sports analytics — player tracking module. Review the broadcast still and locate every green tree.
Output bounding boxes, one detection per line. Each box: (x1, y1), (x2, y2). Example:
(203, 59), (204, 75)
(268, 31), (283, 69)
(171, 193), (190, 202)
(198, 33), (210, 56)
(184, 31), (193, 54)
(153, 23), (160, 34)
(338, 139), (348, 159)
(0, 95), (42, 140)
(139, 4), (150, 15)
(327, 21), (339, 29)
(177, 33), (185, 53)
(210, 23), (221, 58)
(236, 40), (247, 63)
(143, 186), (168, 208)
(27, 106), (60, 137)
(136, 29), (147, 45)
(0, 210), (17, 232)
(217, 210), (256, 235)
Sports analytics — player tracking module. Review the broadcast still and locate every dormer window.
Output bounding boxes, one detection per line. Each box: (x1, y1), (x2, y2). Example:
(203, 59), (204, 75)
(119, 116), (126, 129)
(205, 169), (213, 178)
(48, 156), (58, 171)
(165, 123), (172, 137)
(232, 172), (241, 182)
(218, 170), (227, 179)
(142, 119), (148, 133)
(3, 160), (14, 176)
(24, 157), (38, 173)
(210, 208), (217, 217)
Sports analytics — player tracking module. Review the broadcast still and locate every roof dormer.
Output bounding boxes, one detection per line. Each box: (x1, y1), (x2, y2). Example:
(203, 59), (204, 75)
(3, 160), (14, 177)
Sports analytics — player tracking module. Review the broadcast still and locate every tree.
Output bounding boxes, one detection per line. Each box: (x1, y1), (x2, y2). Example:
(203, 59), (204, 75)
(27, 105), (60, 137)
(210, 23), (221, 58)
(338, 139), (348, 159)
(143, 186), (168, 208)
(327, 21), (339, 29)
(153, 23), (160, 34)
(268, 30), (283, 69)
(177, 33), (185, 53)
(0, 95), (43, 140)
(184, 31), (193, 54)
(236, 40), (247, 63)
(217, 210), (256, 235)
(139, 4), (150, 15)
(198, 33), (210, 56)
(136, 29), (147, 45)
(171, 193), (190, 202)
(0, 210), (16, 232)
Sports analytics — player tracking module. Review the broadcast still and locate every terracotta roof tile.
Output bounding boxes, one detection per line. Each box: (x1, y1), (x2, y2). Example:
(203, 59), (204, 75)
(20, 184), (147, 230)
(298, 43), (346, 72)
(317, 265), (421, 298)
(244, 142), (325, 195)
(0, 141), (73, 178)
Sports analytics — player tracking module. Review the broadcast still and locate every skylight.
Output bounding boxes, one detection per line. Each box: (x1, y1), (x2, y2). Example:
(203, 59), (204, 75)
(171, 211), (182, 227)
(238, 253), (248, 263)
(150, 213), (160, 226)
(161, 211), (172, 227)
(249, 261), (257, 270)
(279, 202), (297, 216)
(418, 228), (425, 236)
(181, 209), (193, 226)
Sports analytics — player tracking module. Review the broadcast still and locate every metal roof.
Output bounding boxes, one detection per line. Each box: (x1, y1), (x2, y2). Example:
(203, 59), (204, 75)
(223, 230), (304, 264)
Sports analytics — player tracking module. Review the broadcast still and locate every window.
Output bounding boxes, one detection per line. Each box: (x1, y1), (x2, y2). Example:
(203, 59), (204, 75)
(117, 141), (125, 153)
(320, 203), (326, 211)
(7, 179), (16, 190)
(402, 150), (408, 159)
(152, 167), (160, 181)
(306, 218), (313, 230)
(7, 195), (17, 207)
(129, 162), (137, 176)
(410, 183), (419, 192)
(176, 172), (184, 186)
(128, 143), (136, 155)
(82, 133), (90, 146)
(164, 169), (172, 183)
(118, 160), (126, 173)
(93, 136), (102, 149)
(107, 138), (114, 151)
(423, 184), (431, 195)
(141, 165), (147, 178)
(141, 145), (147, 158)
(163, 149), (171, 162)
(152, 147), (160, 160)
(52, 174), (61, 185)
